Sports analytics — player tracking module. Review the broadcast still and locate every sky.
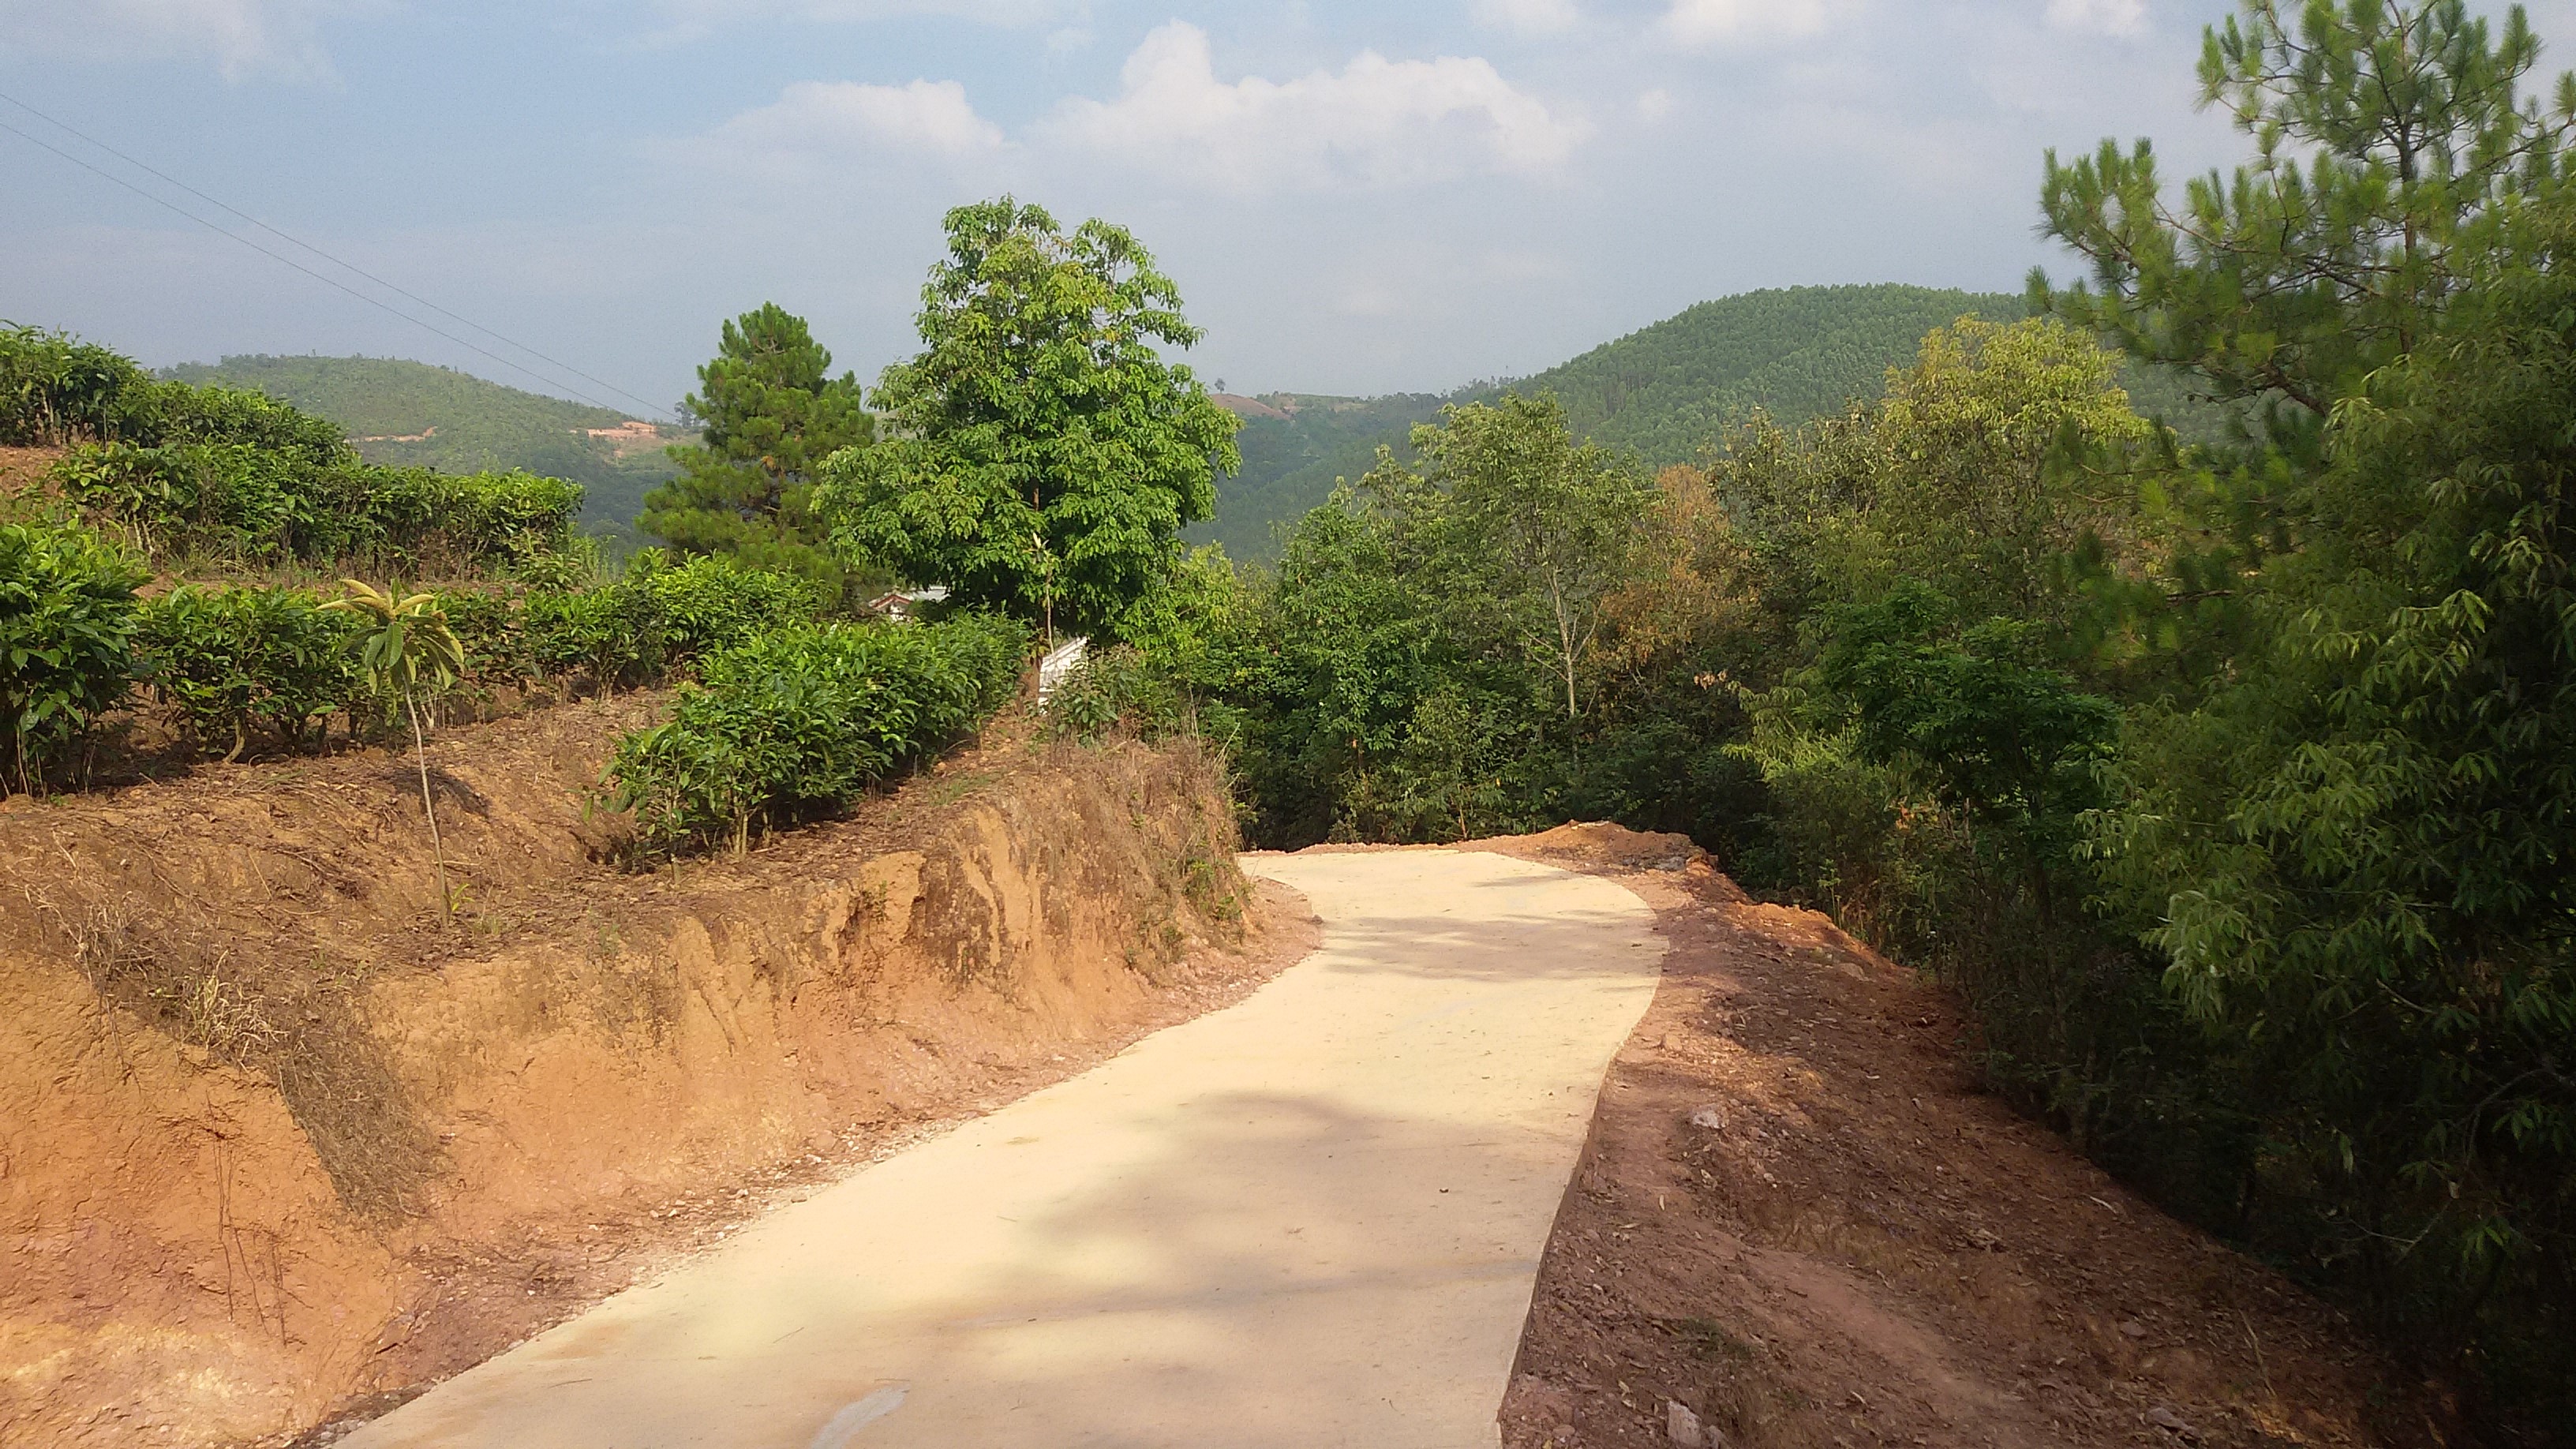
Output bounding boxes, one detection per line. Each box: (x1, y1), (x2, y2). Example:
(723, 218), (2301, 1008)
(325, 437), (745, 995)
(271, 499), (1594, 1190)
(5, 1), (2565, 415)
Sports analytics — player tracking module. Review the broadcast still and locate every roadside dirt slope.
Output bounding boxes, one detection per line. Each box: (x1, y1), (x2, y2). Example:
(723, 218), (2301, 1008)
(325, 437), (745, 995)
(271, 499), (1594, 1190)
(1, 710), (1308, 1449)
(1484, 825), (2446, 1449)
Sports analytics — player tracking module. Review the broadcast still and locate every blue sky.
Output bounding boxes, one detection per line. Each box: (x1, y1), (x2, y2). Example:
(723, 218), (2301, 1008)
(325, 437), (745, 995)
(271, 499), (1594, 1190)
(8, 1), (2559, 415)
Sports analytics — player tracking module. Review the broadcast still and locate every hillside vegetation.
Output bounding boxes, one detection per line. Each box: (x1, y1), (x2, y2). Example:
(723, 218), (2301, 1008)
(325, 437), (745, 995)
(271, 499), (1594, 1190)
(163, 354), (685, 540)
(1196, 284), (2233, 561)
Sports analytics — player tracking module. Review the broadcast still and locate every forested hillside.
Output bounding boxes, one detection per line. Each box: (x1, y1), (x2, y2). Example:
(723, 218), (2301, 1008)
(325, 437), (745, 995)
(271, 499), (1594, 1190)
(163, 355), (685, 540)
(1195, 283), (2237, 560)
(1522, 283), (2022, 462)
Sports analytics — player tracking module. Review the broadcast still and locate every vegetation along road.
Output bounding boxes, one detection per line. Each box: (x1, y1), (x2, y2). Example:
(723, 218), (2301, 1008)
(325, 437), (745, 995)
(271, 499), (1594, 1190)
(339, 849), (1662, 1449)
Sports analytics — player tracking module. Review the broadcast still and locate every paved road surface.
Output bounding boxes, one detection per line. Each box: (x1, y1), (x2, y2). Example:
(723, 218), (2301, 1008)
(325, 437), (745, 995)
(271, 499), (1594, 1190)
(343, 848), (1662, 1449)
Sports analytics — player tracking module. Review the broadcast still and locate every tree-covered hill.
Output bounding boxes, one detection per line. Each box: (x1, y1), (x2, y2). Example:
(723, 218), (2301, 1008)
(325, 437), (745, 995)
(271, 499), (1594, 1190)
(160, 355), (688, 541)
(1194, 283), (2222, 562)
(1518, 283), (2024, 463)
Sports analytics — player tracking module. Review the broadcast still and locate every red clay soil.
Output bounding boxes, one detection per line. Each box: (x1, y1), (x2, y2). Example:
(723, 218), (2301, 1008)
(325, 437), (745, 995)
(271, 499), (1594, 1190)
(1, 703), (1313, 1449)
(1482, 824), (2451, 1449)
(0, 444), (62, 496)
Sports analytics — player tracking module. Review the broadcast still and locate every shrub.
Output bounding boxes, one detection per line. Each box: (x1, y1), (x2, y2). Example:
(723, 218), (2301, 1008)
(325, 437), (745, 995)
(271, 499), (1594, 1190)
(136, 586), (361, 758)
(0, 324), (151, 446)
(523, 582), (665, 690)
(642, 552), (826, 661)
(56, 444), (582, 574)
(0, 519), (144, 789)
(608, 612), (1028, 852)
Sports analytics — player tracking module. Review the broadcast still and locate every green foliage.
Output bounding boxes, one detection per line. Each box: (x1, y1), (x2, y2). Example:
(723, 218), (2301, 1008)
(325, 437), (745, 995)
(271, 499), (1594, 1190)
(6, 330), (586, 576)
(2088, 245), (2576, 1419)
(0, 519), (144, 790)
(822, 197), (1241, 638)
(56, 441), (579, 574)
(161, 354), (683, 538)
(1818, 587), (2121, 830)
(136, 586), (360, 758)
(642, 304), (874, 593)
(323, 581), (465, 705)
(607, 612), (1028, 852)
(2037, 0), (2574, 436)
(1, 324), (151, 445)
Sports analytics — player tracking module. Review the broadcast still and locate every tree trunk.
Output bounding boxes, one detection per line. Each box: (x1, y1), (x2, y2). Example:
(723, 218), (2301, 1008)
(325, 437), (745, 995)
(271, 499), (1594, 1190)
(406, 694), (451, 921)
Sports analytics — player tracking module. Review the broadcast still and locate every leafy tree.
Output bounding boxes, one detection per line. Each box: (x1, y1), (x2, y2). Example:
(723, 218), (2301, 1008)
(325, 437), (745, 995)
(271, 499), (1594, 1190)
(1363, 395), (1655, 724)
(324, 582), (466, 919)
(821, 197), (1241, 642)
(2091, 247), (2576, 1417)
(642, 304), (873, 592)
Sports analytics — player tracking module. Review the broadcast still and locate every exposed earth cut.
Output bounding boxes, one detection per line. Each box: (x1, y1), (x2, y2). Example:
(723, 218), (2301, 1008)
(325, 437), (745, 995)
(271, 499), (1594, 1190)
(0, 709), (1296, 1447)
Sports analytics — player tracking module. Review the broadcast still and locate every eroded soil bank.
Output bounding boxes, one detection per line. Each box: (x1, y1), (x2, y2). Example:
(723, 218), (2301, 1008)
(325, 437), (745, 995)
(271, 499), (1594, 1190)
(0, 706), (1307, 1448)
(1485, 824), (2451, 1449)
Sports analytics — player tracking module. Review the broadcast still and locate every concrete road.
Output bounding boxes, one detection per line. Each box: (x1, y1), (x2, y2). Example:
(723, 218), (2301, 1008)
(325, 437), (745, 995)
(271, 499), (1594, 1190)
(343, 848), (1663, 1449)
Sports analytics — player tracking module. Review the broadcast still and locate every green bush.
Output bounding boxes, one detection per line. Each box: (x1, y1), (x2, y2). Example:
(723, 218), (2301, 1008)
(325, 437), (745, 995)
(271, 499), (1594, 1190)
(0, 519), (144, 789)
(56, 443), (581, 573)
(0, 324), (150, 446)
(136, 586), (361, 758)
(642, 552), (826, 661)
(523, 586), (656, 688)
(608, 612), (1028, 852)
(7, 326), (585, 577)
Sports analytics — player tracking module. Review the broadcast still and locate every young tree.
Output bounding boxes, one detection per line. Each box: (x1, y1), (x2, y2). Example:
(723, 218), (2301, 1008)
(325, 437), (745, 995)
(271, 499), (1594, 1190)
(642, 304), (873, 592)
(819, 197), (1241, 642)
(324, 581), (466, 919)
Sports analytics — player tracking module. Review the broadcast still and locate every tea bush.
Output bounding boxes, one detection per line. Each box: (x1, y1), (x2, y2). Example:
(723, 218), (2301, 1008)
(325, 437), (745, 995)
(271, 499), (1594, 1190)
(0, 324), (151, 446)
(6, 326), (583, 576)
(55, 443), (580, 573)
(0, 519), (145, 790)
(608, 612), (1027, 852)
(643, 552), (825, 661)
(135, 586), (361, 758)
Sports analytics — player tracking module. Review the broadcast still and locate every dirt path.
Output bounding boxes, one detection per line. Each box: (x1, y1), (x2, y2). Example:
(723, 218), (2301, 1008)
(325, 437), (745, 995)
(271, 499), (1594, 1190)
(1486, 826), (2443, 1449)
(335, 848), (1663, 1449)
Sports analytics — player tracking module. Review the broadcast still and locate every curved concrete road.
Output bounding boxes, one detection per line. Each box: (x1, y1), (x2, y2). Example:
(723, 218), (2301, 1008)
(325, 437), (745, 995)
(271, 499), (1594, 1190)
(344, 848), (1662, 1449)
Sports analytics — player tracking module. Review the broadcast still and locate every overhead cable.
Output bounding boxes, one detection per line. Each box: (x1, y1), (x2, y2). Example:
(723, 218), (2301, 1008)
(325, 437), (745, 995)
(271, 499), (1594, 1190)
(0, 93), (673, 422)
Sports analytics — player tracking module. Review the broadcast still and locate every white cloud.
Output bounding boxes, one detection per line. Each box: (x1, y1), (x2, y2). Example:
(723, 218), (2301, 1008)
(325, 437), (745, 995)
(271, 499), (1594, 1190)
(2045, 0), (2146, 37)
(696, 79), (1004, 167)
(1661, 0), (1834, 47)
(643, 0), (1073, 29)
(1043, 21), (1585, 193)
(1471, 0), (1582, 37)
(0, 0), (361, 80)
(1638, 88), (1675, 120)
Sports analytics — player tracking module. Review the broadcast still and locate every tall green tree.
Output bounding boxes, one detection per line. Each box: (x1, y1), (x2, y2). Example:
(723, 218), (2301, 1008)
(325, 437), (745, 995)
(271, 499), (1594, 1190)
(818, 197), (1240, 642)
(1361, 395), (1654, 723)
(642, 304), (874, 592)
(2037, 0), (2575, 440)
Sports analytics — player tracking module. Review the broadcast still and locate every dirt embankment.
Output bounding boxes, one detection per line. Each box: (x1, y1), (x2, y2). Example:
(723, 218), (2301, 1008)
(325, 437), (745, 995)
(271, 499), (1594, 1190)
(1486, 825), (2447, 1449)
(0, 706), (1306, 1448)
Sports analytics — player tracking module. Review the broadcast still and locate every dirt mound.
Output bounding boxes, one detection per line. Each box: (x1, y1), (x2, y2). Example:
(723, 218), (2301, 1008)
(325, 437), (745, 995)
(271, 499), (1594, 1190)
(1, 714), (1306, 1448)
(1477, 829), (2446, 1449)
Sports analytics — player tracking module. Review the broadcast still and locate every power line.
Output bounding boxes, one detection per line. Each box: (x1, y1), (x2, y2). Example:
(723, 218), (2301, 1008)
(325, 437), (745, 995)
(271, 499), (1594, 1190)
(0, 96), (675, 422)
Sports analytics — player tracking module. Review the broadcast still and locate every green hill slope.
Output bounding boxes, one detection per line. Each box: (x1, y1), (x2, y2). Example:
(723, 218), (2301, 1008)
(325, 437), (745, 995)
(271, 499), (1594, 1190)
(1518, 283), (2023, 464)
(160, 355), (688, 540)
(1194, 284), (2226, 562)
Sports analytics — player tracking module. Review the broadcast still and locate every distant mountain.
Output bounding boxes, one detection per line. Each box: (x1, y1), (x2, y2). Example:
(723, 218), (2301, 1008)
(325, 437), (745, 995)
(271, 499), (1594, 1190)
(160, 355), (690, 541)
(1193, 283), (2224, 562)
(1196, 391), (1458, 561)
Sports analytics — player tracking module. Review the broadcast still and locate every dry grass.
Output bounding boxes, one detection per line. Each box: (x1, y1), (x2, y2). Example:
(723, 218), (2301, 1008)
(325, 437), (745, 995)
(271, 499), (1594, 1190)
(24, 884), (440, 1219)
